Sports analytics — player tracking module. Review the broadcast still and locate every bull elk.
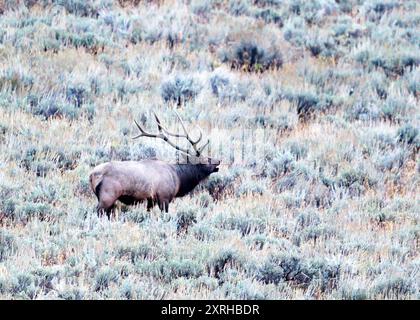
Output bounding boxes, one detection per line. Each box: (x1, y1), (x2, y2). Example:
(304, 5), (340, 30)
(89, 111), (220, 217)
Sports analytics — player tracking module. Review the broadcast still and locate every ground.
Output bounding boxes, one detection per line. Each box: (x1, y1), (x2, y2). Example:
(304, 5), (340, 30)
(0, 0), (419, 299)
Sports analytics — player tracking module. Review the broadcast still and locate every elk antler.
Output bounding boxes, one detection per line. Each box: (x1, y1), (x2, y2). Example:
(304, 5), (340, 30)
(133, 111), (210, 157)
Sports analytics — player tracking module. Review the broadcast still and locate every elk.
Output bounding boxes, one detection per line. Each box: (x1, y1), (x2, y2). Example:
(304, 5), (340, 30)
(89, 111), (220, 217)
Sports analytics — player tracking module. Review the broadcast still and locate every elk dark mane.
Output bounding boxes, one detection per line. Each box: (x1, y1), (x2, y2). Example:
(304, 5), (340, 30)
(172, 163), (210, 197)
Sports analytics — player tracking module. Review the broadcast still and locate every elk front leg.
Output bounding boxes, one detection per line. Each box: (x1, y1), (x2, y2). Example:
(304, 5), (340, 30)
(157, 200), (164, 212)
(147, 198), (154, 211)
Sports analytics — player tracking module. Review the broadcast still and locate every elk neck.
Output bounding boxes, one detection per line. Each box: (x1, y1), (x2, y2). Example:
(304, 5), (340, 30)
(172, 163), (210, 197)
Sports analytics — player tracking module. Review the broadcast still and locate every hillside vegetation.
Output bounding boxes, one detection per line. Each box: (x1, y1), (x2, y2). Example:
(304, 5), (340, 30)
(0, 0), (419, 299)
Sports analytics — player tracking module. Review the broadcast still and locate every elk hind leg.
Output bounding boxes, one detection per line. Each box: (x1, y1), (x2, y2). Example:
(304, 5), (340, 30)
(157, 199), (170, 213)
(97, 196), (117, 220)
(96, 179), (119, 219)
(97, 203), (115, 219)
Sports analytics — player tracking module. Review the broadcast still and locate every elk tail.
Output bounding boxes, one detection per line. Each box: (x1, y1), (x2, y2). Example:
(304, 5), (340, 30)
(94, 181), (103, 200)
(89, 171), (104, 200)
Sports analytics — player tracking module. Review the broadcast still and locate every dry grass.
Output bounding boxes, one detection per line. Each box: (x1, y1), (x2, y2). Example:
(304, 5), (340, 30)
(0, 0), (419, 300)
